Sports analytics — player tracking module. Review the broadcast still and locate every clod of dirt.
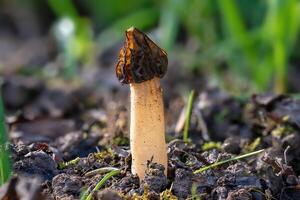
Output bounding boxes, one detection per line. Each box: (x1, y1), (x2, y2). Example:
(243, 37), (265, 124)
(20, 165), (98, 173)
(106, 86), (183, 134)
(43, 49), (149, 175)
(222, 137), (242, 154)
(172, 168), (193, 199)
(262, 152), (300, 199)
(111, 173), (140, 195)
(226, 188), (252, 200)
(266, 167), (284, 197)
(141, 162), (168, 193)
(11, 142), (62, 164)
(168, 140), (208, 171)
(0, 176), (44, 200)
(52, 173), (83, 199)
(13, 150), (58, 181)
(94, 189), (122, 200)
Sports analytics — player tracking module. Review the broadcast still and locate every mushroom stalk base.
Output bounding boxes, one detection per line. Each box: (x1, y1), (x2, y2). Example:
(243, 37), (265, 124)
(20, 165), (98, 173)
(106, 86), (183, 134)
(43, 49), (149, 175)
(130, 77), (167, 180)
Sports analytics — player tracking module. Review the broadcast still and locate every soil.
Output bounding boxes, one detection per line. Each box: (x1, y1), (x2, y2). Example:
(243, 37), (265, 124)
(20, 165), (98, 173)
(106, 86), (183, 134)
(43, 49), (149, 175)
(2, 74), (300, 200)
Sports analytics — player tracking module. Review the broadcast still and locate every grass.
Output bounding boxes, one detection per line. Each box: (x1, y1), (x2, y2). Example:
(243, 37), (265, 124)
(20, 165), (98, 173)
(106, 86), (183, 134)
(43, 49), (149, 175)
(217, 0), (300, 93)
(194, 149), (265, 174)
(81, 169), (120, 200)
(0, 88), (11, 186)
(183, 90), (195, 142)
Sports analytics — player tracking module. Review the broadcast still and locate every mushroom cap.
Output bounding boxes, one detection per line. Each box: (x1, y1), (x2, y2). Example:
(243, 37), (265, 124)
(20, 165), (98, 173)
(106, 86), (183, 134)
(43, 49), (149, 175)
(116, 27), (168, 84)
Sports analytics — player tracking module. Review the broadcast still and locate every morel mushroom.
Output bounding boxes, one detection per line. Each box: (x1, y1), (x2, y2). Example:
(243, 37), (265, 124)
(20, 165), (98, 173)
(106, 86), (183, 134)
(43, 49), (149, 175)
(116, 27), (168, 179)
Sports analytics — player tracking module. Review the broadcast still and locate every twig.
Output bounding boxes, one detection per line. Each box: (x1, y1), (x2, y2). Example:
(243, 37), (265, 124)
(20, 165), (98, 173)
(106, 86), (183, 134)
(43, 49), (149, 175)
(284, 145), (290, 165)
(195, 107), (210, 141)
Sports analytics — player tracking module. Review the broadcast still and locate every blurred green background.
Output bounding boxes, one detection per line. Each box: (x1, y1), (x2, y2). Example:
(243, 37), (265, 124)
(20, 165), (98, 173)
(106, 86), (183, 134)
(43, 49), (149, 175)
(1, 0), (300, 94)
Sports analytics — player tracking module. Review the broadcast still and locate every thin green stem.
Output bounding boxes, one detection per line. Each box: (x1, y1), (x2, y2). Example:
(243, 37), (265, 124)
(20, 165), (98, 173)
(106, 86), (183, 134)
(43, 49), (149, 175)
(183, 90), (195, 142)
(81, 169), (120, 200)
(0, 87), (11, 185)
(194, 149), (264, 174)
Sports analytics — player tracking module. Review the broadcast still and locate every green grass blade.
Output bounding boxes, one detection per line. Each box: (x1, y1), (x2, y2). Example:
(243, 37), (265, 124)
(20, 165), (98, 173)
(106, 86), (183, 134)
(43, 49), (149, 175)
(81, 169), (120, 200)
(183, 90), (195, 142)
(194, 149), (264, 174)
(48, 0), (78, 19)
(0, 88), (11, 185)
(97, 7), (159, 51)
(218, 0), (256, 66)
(159, 0), (180, 50)
(217, 0), (272, 91)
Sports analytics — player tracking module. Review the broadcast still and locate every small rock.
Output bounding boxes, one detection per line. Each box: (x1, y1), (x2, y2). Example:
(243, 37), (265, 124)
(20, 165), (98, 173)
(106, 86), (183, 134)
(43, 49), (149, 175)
(222, 137), (241, 154)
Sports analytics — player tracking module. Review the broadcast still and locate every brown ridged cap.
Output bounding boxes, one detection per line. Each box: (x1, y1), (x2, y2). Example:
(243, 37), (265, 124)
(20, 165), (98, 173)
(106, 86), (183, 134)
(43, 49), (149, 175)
(116, 27), (168, 84)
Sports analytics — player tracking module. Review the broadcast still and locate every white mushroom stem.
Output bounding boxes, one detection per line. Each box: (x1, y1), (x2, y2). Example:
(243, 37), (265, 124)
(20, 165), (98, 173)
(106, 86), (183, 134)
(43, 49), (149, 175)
(130, 77), (167, 179)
